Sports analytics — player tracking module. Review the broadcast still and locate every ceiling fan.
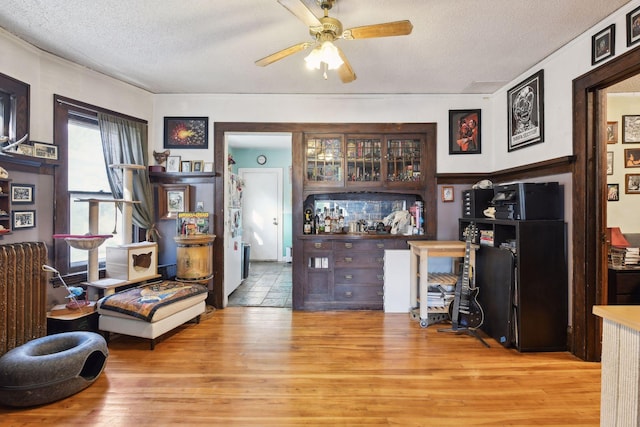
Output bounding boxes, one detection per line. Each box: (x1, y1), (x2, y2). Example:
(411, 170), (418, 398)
(255, 0), (413, 83)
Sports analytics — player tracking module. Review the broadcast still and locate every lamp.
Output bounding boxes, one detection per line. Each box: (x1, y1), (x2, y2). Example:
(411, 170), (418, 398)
(304, 41), (344, 78)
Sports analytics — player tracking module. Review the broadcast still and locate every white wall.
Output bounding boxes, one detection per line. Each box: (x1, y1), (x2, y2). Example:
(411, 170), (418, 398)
(0, 29), (153, 144)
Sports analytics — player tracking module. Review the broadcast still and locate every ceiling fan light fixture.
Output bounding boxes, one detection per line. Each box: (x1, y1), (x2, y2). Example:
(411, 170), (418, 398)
(304, 41), (343, 70)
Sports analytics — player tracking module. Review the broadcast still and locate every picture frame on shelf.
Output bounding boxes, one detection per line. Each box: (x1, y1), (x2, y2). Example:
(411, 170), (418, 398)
(448, 109), (481, 154)
(181, 160), (192, 173)
(192, 160), (204, 172)
(607, 184), (620, 201)
(625, 148), (640, 168)
(592, 24), (615, 65)
(10, 183), (34, 204)
(163, 116), (209, 149)
(33, 142), (58, 160)
(12, 209), (35, 229)
(623, 115), (640, 143)
(16, 143), (33, 156)
(607, 151), (614, 175)
(166, 155), (181, 173)
(158, 184), (190, 220)
(627, 5), (640, 47)
(507, 70), (544, 151)
(607, 121), (618, 143)
(441, 186), (454, 202)
(625, 173), (640, 194)
(203, 162), (213, 172)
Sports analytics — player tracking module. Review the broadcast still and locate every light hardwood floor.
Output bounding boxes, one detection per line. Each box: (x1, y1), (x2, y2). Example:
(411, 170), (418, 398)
(0, 307), (601, 426)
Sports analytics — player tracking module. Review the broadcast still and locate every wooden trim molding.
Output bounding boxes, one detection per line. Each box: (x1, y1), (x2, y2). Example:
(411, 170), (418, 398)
(436, 155), (575, 185)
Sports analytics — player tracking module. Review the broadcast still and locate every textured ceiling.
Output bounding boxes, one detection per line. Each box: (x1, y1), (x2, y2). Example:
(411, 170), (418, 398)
(0, 0), (633, 95)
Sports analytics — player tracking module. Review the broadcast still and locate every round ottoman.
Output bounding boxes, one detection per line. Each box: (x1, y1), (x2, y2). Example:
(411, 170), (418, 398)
(0, 331), (108, 407)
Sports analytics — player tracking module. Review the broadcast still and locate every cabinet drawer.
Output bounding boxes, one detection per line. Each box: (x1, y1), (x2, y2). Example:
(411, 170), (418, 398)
(334, 268), (384, 285)
(334, 284), (384, 302)
(614, 272), (640, 295)
(333, 240), (395, 251)
(334, 252), (385, 268)
(304, 241), (333, 251)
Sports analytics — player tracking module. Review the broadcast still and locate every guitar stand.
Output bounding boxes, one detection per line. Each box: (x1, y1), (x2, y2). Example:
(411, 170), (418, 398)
(437, 326), (490, 348)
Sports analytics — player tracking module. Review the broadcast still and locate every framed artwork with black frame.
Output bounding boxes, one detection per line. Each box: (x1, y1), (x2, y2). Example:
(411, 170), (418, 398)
(607, 184), (620, 201)
(507, 70), (544, 151)
(12, 210), (35, 229)
(10, 183), (34, 204)
(448, 109), (481, 154)
(163, 117), (209, 149)
(158, 184), (190, 220)
(627, 5), (640, 47)
(623, 115), (640, 143)
(592, 24), (615, 65)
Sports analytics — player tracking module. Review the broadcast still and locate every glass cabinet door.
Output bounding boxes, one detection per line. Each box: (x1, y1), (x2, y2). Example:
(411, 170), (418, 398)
(305, 134), (344, 185)
(386, 136), (422, 183)
(346, 136), (382, 184)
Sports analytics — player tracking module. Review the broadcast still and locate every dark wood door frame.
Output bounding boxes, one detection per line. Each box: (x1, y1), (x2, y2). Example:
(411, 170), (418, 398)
(572, 45), (640, 361)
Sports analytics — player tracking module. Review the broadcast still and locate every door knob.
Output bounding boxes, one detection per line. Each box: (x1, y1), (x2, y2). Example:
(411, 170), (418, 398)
(273, 218), (278, 225)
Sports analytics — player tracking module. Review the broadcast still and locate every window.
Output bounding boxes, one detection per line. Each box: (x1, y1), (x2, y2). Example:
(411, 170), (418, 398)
(67, 116), (123, 265)
(53, 95), (145, 276)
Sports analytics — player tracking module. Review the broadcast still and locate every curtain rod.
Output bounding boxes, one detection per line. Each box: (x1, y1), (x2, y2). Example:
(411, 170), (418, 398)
(54, 95), (148, 125)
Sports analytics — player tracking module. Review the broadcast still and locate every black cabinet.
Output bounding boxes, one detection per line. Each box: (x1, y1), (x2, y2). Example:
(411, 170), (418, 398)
(460, 218), (567, 352)
(608, 267), (640, 304)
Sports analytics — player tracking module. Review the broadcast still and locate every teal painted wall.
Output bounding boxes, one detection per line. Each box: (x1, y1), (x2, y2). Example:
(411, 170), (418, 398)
(231, 147), (292, 258)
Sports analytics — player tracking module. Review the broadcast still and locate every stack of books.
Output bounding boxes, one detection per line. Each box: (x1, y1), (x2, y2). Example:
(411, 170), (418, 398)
(426, 273), (458, 309)
(610, 246), (640, 266)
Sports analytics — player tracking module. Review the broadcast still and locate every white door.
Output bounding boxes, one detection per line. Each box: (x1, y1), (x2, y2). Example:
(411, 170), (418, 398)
(240, 168), (282, 261)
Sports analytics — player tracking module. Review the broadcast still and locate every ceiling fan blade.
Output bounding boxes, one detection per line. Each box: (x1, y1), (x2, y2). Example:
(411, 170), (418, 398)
(255, 42), (312, 67)
(342, 20), (413, 40)
(336, 47), (356, 83)
(277, 0), (322, 30)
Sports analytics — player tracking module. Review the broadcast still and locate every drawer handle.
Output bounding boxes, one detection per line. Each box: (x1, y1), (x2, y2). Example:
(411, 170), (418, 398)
(314, 242), (322, 248)
(377, 291), (383, 296)
(345, 291), (353, 298)
(344, 243), (353, 249)
(344, 274), (353, 280)
(344, 257), (353, 263)
(376, 243), (385, 248)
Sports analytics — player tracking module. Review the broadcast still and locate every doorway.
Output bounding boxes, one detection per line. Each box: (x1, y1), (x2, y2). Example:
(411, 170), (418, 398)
(222, 131), (293, 308)
(573, 45), (640, 361)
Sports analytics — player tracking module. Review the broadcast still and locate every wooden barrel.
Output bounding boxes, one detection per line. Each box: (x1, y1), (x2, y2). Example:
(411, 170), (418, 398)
(173, 235), (216, 282)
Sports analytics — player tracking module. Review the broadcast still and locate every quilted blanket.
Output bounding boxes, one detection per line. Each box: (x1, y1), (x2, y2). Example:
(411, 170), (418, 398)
(99, 281), (207, 322)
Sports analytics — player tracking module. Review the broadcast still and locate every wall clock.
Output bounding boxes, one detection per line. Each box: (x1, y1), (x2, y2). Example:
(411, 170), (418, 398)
(257, 154), (267, 165)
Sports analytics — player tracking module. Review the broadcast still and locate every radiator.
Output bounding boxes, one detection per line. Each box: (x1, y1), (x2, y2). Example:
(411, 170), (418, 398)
(0, 242), (48, 356)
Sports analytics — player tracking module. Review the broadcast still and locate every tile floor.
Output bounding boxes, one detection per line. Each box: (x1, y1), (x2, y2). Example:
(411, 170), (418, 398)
(227, 261), (292, 308)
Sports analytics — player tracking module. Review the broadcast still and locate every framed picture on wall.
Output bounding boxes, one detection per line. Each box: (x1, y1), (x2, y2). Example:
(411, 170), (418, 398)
(625, 148), (640, 168)
(507, 70), (544, 151)
(592, 24), (615, 65)
(607, 151), (614, 175)
(623, 115), (640, 143)
(607, 184), (620, 201)
(12, 210), (35, 229)
(166, 155), (181, 172)
(441, 186), (454, 202)
(158, 184), (191, 220)
(10, 183), (34, 204)
(625, 173), (640, 194)
(448, 109), (481, 154)
(627, 5), (640, 47)
(607, 121), (618, 143)
(163, 117), (209, 149)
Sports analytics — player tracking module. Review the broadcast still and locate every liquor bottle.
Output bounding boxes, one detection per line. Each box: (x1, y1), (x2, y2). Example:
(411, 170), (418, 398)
(314, 209), (321, 234)
(338, 209), (345, 231)
(303, 208), (313, 235)
(324, 207), (332, 233)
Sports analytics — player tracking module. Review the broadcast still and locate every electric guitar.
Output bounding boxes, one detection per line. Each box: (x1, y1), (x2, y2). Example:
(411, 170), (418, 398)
(448, 223), (484, 330)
